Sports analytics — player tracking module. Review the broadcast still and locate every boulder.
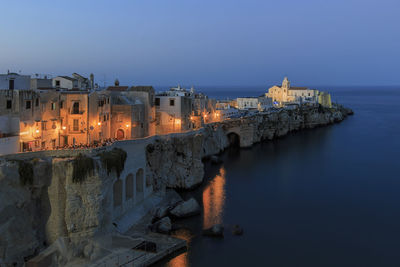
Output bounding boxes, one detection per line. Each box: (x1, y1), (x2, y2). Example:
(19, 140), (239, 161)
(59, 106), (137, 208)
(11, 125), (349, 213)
(232, 224), (243, 236)
(170, 198), (200, 218)
(203, 224), (224, 237)
(150, 217), (172, 234)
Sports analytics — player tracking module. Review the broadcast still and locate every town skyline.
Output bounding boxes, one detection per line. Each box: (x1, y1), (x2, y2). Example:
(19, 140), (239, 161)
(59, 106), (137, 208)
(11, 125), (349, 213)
(1, 0), (399, 86)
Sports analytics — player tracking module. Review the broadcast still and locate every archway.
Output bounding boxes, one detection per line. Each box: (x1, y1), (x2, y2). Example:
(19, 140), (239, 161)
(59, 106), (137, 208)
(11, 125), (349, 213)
(136, 169), (144, 193)
(113, 179), (123, 207)
(125, 174), (134, 200)
(227, 132), (240, 147)
(116, 129), (125, 140)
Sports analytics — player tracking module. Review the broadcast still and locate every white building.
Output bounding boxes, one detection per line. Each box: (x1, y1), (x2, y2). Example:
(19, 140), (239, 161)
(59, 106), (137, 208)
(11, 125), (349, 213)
(236, 96), (273, 111)
(0, 72), (31, 90)
(155, 93), (193, 134)
(237, 97), (259, 110)
(267, 77), (319, 106)
(53, 76), (79, 90)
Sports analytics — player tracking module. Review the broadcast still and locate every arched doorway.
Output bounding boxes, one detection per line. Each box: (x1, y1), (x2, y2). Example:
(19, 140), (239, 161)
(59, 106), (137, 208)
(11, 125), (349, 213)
(113, 179), (123, 207)
(125, 174), (133, 200)
(116, 129), (124, 140)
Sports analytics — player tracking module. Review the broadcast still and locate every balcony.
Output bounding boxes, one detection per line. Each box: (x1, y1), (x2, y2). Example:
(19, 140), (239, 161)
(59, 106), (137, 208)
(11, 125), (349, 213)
(69, 108), (85, 115)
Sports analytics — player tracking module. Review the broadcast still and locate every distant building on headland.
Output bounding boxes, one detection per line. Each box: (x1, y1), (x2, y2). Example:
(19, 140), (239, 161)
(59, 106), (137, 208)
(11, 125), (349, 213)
(236, 96), (273, 111)
(266, 77), (332, 108)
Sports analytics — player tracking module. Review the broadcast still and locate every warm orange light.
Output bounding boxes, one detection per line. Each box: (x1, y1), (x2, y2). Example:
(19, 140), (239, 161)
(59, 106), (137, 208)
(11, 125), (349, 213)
(98, 122), (101, 126)
(175, 119), (181, 124)
(204, 114), (207, 118)
(62, 126), (67, 130)
(35, 129), (40, 133)
(126, 124), (130, 128)
(190, 116), (194, 120)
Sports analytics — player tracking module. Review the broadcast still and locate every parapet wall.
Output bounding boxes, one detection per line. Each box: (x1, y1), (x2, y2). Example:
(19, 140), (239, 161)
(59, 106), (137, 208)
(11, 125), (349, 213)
(0, 105), (353, 265)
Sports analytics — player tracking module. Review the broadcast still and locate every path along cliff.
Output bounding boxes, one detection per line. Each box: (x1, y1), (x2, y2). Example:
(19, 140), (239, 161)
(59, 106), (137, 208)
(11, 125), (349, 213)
(0, 104), (353, 266)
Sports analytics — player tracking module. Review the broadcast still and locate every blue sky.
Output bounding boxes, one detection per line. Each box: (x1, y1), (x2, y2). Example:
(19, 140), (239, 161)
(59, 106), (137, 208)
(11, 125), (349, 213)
(1, 0), (399, 87)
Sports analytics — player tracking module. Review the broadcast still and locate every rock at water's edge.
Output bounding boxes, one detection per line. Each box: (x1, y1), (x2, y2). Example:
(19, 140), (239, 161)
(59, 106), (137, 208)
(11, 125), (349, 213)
(203, 224), (224, 237)
(170, 198), (200, 218)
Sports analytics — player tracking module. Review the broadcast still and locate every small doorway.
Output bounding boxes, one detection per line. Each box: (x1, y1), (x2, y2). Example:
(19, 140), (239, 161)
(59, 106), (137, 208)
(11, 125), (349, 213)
(116, 129), (125, 140)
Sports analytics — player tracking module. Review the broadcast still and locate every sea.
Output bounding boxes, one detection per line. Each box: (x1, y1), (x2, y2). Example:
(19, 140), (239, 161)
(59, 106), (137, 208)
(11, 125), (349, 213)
(157, 86), (400, 267)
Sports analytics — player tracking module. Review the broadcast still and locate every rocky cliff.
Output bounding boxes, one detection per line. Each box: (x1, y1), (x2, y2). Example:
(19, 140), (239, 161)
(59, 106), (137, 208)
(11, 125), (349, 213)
(146, 105), (353, 189)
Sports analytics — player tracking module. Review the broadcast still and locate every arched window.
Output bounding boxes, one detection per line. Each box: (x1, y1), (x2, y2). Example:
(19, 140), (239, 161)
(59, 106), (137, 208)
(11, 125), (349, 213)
(125, 174), (134, 200)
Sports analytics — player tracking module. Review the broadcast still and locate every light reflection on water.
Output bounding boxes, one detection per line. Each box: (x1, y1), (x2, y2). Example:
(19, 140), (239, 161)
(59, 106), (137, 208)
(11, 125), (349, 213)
(167, 167), (226, 267)
(166, 228), (192, 267)
(202, 167), (226, 229)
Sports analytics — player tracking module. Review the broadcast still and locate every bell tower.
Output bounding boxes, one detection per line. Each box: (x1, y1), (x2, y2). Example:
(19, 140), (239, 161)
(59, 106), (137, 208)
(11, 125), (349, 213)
(282, 77), (290, 89)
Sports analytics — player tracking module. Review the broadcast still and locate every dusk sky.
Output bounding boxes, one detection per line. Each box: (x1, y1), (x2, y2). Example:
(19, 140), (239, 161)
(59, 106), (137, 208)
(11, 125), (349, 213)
(1, 0), (399, 87)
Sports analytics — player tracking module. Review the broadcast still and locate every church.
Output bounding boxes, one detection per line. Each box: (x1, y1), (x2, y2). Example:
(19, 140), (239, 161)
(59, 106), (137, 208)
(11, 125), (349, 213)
(266, 77), (331, 108)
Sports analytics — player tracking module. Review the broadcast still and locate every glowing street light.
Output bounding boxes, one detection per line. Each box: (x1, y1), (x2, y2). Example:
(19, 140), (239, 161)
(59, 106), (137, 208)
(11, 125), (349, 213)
(126, 124), (130, 128)
(35, 129), (40, 134)
(98, 122), (101, 126)
(62, 126), (67, 130)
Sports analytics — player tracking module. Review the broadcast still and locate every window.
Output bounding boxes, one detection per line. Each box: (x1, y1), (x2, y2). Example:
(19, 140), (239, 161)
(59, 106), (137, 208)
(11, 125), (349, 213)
(26, 100), (31, 109)
(35, 98), (39, 107)
(41, 121), (47, 130)
(73, 119), (79, 131)
(169, 98), (175, 106)
(155, 98), (160, 106)
(104, 115), (106, 121)
(72, 102), (79, 114)
(41, 142), (45, 149)
(107, 113), (109, 120)
(6, 100), (11, 109)
(9, 79), (14, 90)
(55, 80), (60, 87)
(60, 101), (64, 109)
(51, 102), (56, 110)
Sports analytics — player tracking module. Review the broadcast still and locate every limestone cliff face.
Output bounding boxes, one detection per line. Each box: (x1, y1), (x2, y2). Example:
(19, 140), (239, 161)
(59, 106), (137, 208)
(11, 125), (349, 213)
(0, 155), (115, 266)
(146, 133), (205, 190)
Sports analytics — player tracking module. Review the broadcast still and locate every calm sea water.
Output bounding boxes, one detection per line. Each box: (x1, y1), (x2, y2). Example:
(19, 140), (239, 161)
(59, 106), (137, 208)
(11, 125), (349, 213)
(159, 86), (400, 267)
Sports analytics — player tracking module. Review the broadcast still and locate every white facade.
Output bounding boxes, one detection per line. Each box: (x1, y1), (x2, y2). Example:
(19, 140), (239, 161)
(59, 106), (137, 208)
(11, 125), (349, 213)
(155, 94), (193, 133)
(237, 97), (259, 110)
(237, 96), (273, 111)
(0, 73), (31, 90)
(52, 76), (78, 90)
